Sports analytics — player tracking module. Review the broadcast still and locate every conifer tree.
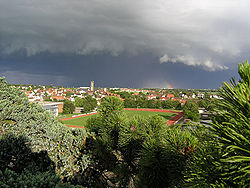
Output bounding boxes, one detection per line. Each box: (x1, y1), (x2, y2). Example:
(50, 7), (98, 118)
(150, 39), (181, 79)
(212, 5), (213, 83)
(185, 61), (250, 187)
(0, 77), (93, 186)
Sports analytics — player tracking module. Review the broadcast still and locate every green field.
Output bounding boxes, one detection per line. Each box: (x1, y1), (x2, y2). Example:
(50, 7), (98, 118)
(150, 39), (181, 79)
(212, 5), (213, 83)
(57, 113), (80, 119)
(61, 110), (176, 127)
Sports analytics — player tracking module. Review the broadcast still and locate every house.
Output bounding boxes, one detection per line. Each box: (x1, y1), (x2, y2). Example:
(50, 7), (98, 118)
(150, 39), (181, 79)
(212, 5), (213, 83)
(200, 112), (212, 120)
(166, 93), (175, 98)
(199, 108), (212, 120)
(38, 101), (64, 116)
(51, 95), (65, 101)
(159, 97), (170, 101)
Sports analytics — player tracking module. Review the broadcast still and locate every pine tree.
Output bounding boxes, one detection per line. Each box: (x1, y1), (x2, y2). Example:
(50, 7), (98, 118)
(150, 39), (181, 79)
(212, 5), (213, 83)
(211, 61), (250, 185)
(185, 61), (250, 187)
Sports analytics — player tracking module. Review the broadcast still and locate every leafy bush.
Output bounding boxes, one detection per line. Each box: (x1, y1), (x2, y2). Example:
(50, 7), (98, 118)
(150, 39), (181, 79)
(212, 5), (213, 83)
(0, 77), (93, 186)
(0, 134), (73, 187)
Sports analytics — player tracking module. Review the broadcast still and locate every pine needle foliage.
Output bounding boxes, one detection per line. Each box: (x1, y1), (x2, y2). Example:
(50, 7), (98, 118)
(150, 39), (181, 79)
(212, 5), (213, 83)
(212, 61), (250, 185)
(86, 98), (199, 187)
(185, 61), (250, 187)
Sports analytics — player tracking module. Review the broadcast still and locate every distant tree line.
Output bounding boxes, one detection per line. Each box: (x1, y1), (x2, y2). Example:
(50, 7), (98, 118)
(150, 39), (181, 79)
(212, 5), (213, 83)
(112, 92), (182, 110)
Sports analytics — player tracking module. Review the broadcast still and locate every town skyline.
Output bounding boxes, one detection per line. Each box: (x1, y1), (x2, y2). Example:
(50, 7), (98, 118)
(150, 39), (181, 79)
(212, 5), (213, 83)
(8, 80), (220, 90)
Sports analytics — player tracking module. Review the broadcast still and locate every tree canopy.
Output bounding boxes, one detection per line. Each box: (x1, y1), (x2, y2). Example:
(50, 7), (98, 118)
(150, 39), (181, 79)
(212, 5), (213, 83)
(183, 100), (199, 121)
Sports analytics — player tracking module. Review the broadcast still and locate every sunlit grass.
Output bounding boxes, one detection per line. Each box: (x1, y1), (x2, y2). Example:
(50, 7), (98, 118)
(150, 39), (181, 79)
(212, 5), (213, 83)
(61, 110), (176, 127)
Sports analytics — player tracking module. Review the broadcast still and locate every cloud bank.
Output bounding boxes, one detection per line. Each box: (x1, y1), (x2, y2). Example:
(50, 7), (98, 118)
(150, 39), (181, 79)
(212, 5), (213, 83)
(159, 54), (229, 71)
(1, 0), (250, 71)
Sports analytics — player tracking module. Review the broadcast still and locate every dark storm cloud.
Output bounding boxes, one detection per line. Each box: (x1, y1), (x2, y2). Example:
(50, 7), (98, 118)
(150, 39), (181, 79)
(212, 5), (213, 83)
(0, 52), (237, 89)
(1, 0), (250, 72)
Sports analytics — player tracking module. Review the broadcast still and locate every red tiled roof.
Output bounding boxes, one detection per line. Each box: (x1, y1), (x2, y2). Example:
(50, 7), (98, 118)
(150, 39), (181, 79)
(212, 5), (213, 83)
(51, 96), (65, 100)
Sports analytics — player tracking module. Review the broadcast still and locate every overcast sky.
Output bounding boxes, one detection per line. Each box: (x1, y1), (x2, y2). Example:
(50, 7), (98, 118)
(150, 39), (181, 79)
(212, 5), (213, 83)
(1, 0), (250, 88)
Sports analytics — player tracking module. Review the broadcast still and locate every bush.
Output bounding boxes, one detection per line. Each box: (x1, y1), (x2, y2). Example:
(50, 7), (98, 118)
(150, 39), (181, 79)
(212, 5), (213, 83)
(0, 77), (93, 186)
(0, 134), (70, 187)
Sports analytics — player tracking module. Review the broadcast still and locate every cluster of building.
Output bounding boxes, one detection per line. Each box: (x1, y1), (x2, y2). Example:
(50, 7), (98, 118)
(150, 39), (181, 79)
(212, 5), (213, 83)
(112, 88), (221, 105)
(13, 81), (221, 116)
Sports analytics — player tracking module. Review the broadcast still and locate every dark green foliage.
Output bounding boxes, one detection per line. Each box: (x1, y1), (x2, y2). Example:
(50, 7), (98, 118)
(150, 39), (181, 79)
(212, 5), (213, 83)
(74, 96), (97, 113)
(211, 61), (250, 185)
(83, 96), (97, 113)
(136, 124), (199, 188)
(124, 98), (137, 108)
(98, 96), (124, 119)
(185, 61), (250, 187)
(0, 134), (53, 174)
(137, 140), (185, 188)
(0, 77), (93, 186)
(0, 134), (80, 188)
(66, 91), (73, 97)
(0, 134), (85, 188)
(123, 93), (182, 110)
(63, 99), (75, 114)
(86, 97), (197, 187)
(207, 99), (219, 112)
(74, 97), (85, 107)
(162, 99), (182, 110)
(85, 96), (126, 185)
(183, 124), (226, 187)
(93, 96), (125, 151)
(183, 100), (200, 121)
(198, 99), (209, 109)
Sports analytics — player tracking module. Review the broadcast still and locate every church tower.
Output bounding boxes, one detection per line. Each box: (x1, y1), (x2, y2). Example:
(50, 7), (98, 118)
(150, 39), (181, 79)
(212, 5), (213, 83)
(90, 81), (94, 91)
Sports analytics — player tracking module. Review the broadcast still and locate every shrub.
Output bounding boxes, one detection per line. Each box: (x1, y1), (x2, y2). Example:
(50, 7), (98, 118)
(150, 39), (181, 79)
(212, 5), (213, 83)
(0, 134), (72, 187)
(0, 77), (93, 186)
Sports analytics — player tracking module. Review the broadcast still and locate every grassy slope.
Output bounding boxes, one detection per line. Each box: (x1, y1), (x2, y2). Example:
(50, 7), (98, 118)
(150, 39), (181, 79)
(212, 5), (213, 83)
(61, 110), (176, 127)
